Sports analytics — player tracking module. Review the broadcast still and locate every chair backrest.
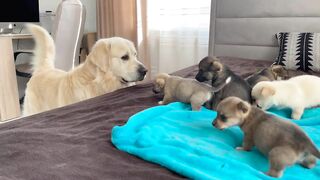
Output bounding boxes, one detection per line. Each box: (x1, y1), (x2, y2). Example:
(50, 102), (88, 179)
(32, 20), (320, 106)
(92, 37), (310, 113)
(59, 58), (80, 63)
(51, 0), (86, 71)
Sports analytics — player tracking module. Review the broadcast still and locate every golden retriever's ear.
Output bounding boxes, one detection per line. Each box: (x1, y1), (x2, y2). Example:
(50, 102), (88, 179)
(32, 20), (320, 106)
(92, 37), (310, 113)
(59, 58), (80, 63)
(237, 101), (249, 113)
(261, 86), (275, 97)
(88, 40), (111, 72)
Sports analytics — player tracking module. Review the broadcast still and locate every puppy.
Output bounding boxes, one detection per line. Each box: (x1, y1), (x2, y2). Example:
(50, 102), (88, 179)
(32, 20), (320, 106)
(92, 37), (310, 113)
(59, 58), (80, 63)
(153, 73), (230, 111)
(213, 97), (320, 178)
(23, 24), (147, 115)
(246, 65), (309, 87)
(252, 75), (320, 120)
(195, 56), (251, 109)
(245, 64), (289, 87)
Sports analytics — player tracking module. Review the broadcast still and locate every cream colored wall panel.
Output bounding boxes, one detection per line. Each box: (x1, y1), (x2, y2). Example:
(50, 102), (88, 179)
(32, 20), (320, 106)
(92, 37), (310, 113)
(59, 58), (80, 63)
(216, 0), (320, 18)
(214, 44), (278, 61)
(209, 0), (320, 60)
(215, 17), (320, 47)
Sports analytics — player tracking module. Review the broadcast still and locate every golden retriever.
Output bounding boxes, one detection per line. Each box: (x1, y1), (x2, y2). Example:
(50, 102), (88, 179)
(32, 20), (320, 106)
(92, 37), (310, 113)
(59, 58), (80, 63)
(23, 24), (147, 115)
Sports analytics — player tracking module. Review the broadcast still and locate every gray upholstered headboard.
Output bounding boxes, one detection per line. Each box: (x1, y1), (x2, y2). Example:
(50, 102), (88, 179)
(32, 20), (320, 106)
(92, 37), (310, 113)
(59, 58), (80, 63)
(208, 0), (320, 61)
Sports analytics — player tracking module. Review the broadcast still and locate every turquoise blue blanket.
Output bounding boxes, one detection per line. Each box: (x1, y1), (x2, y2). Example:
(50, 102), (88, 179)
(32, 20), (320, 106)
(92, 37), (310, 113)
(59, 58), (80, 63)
(111, 103), (320, 179)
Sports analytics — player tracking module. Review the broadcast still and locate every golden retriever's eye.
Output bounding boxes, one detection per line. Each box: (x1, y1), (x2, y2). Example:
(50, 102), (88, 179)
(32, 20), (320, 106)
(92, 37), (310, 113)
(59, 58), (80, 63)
(134, 52), (137, 56)
(121, 54), (129, 61)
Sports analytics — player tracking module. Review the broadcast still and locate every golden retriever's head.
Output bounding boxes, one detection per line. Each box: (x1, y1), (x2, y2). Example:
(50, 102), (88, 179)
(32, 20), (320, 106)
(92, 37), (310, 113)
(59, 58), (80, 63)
(251, 81), (276, 110)
(213, 97), (250, 130)
(152, 73), (170, 94)
(89, 37), (147, 83)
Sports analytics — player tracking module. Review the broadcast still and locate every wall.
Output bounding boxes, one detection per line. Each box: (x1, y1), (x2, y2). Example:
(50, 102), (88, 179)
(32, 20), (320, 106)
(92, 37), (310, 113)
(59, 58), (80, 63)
(39, 0), (97, 32)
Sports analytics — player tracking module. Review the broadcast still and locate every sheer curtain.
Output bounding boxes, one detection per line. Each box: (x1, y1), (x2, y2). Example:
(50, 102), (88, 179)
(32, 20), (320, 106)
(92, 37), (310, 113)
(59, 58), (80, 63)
(97, 0), (211, 78)
(142, 0), (211, 77)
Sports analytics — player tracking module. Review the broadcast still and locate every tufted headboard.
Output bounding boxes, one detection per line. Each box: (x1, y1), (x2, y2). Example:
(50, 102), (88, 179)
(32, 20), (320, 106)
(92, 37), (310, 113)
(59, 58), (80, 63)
(208, 0), (320, 61)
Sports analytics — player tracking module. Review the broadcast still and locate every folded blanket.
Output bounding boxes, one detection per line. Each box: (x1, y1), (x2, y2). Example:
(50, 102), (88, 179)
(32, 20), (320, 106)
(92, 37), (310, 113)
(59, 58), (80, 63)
(111, 103), (320, 179)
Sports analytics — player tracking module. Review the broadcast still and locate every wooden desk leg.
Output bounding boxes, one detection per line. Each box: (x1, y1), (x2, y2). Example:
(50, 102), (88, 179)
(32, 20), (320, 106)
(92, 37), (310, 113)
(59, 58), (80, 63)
(0, 37), (21, 120)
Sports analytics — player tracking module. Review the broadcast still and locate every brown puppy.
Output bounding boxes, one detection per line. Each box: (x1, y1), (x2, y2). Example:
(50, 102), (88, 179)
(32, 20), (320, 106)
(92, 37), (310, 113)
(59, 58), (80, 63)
(213, 97), (320, 178)
(153, 73), (230, 111)
(246, 64), (309, 88)
(245, 65), (289, 87)
(195, 56), (251, 109)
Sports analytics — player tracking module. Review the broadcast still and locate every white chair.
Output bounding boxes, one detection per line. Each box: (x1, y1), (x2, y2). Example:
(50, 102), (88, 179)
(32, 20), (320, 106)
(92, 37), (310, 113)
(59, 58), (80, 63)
(51, 0), (86, 70)
(15, 0), (86, 103)
(15, 0), (86, 74)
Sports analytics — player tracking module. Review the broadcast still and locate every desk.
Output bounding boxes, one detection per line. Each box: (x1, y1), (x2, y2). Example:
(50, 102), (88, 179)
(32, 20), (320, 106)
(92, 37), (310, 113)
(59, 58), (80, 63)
(0, 34), (32, 121)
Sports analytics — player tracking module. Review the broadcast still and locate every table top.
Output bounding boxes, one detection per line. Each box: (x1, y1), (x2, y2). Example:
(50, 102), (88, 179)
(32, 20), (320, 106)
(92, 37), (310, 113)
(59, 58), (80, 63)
(0, 34), (32, 39)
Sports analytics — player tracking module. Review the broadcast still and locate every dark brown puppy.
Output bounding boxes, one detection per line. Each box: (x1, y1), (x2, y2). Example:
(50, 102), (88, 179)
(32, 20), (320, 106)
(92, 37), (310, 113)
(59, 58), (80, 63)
(195, 56), (251, 109)
(245, 65), (289, 87)
(246, 64), (309, 88)
(213, 97), (320, 178)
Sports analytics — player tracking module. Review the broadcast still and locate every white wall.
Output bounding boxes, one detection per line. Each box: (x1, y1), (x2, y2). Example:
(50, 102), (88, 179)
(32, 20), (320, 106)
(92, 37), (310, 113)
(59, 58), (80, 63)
(39, 0), (96, 32)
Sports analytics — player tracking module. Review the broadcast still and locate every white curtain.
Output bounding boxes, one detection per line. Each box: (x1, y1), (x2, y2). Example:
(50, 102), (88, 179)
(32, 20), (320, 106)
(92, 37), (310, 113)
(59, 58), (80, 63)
(144, 0), (211, 77)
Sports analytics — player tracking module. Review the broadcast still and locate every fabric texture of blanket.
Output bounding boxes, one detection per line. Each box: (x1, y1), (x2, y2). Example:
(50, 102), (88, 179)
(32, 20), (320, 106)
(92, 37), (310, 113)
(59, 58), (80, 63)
(111, 102), (320, 180)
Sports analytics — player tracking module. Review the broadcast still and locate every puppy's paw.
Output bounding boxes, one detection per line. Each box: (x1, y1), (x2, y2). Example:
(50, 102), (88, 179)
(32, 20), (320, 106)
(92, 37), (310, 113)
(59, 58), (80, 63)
(291, 112), (302, 120)
(265, 170), (283, 178)
(291, 108), (303, 120)
(158, 101), (164, 105)
(301, 155), (317, 169)
(191, 105), (201, 111)
(236, 146), (245, 151)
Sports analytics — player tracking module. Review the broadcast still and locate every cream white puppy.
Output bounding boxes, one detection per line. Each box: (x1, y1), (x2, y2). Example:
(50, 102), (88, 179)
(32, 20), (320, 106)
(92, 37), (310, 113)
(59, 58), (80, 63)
(23, 24), (147, 115)
(252, 75), (320, 120)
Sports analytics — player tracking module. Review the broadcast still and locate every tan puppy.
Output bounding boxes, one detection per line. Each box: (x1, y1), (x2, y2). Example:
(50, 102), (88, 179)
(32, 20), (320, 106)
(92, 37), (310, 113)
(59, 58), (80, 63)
(23, 24), (147, 115)
(251, 75), (320, 120)
(152, 73), (230, 111)
(213, 97), (320, 178)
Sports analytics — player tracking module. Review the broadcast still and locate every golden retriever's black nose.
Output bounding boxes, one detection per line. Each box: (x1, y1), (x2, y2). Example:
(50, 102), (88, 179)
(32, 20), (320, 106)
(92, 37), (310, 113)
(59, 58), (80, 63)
(138, 65), (148, 76)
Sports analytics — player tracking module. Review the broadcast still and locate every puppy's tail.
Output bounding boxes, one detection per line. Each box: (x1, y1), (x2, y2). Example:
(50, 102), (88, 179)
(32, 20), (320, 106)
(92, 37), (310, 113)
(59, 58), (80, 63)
(27, 24), (55, 74)
(306, 141), (320, 159)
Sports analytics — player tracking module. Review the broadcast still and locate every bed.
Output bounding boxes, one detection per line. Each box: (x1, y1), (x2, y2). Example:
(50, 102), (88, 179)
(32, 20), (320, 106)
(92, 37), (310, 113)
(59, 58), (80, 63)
(2, 56), (319, 179)
(0, 57), (278, 180)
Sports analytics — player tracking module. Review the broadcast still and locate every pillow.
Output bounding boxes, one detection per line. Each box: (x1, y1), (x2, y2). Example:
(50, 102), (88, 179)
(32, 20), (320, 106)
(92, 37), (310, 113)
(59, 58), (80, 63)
(274, 32), (320, 72)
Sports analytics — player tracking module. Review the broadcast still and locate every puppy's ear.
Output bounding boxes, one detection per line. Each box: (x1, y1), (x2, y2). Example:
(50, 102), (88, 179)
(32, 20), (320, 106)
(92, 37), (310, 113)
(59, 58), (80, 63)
(261, 86), (275, 97)
(237, 101), (249, 113)
(156, 78), (166, 88)
(271, 65), (288, 77)
(212, 61), (223, 72)
(106, 42), (111, 52)
(156, 73), (170, 81)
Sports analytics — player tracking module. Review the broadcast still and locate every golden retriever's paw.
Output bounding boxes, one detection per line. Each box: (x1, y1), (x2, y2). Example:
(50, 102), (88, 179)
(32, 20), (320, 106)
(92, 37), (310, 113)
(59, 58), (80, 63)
(158, 101), (164, 105)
